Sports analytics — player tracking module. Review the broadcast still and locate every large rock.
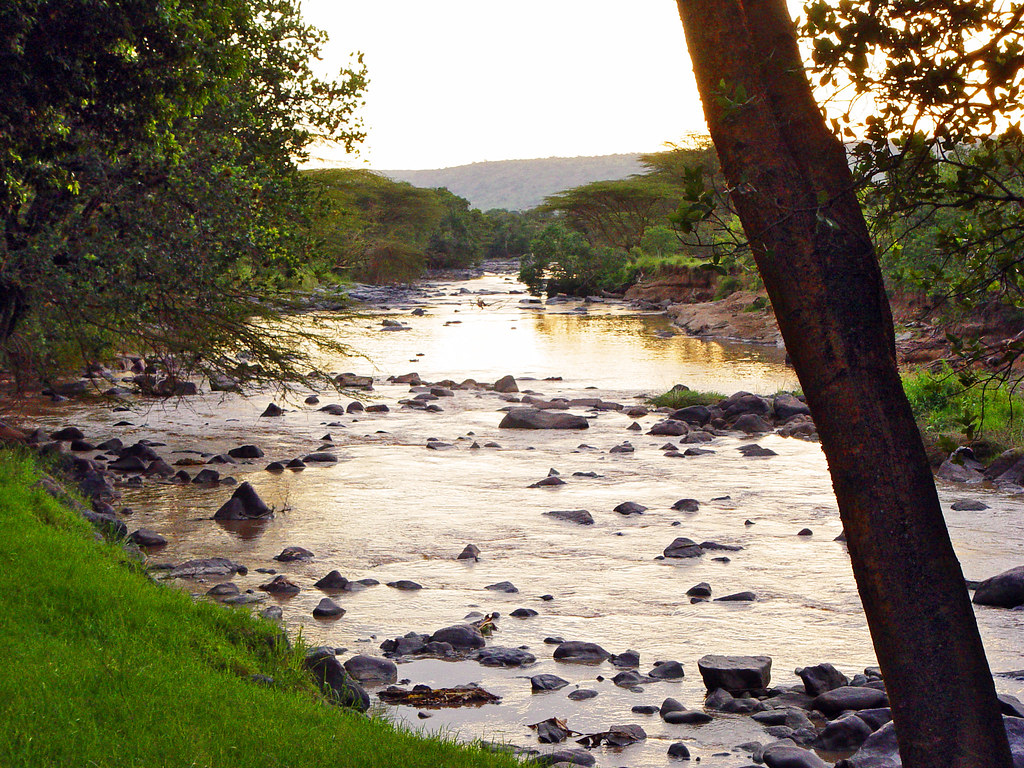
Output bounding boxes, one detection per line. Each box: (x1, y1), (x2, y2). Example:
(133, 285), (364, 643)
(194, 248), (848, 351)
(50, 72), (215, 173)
(499, 408), (589, 430)
(428, 624), (486, 650)
(669, 405), (711, 425)
(697, 654), (772, 693)
(664, 537), (704, 558)
(553, 641), (611, 663)
(721, 392), (771, 417)
(814, 714), (875, 752)
(493, 374), (519, 393)
(544, 509), (595, 525)
(343, 654), (398, 684)
(839, 716), (1024, 768)
(304, 647), (370, 711)
(763, 743), (829, 768)
(973, 565), (1024, 608)
(473, 647), (536, 667)
(811, 686), (889, 717)
(213, 482), (273, 520)
(531, 674), (570, 692)
(648, 420), (690, 436)
(796, 662), (849, 696)
(773, 393), (811, 421)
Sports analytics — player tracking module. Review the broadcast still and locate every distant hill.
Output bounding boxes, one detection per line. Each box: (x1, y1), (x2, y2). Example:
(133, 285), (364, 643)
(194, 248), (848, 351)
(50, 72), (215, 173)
(378, 153), (646, 211)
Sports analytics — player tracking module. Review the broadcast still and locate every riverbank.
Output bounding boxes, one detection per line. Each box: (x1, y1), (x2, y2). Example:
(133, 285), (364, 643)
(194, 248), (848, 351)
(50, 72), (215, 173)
(0, 449), (520, 768)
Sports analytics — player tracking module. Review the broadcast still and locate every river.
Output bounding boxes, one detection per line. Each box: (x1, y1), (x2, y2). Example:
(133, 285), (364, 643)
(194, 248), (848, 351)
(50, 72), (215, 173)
(12, 266), (1024, 767)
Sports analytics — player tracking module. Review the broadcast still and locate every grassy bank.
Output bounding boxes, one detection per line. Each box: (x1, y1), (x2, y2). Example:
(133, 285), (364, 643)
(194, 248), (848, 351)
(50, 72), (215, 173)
(650, 369), (1024, 458)
(0, 450), (519, 768)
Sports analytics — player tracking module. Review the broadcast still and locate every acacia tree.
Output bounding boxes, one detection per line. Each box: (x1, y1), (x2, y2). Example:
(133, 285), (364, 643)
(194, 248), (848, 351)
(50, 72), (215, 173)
(673, 1), (1012, 766)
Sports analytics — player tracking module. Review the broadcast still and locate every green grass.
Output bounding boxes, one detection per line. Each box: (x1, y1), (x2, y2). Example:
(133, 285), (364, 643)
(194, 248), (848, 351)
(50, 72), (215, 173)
(902, 367), (1024, 453)
(648, 387), (725, 409)
(0, 450), (520, 768)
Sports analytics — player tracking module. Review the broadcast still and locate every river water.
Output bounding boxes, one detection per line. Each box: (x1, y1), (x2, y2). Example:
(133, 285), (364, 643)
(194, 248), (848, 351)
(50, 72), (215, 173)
(14, 267), (1024, 767)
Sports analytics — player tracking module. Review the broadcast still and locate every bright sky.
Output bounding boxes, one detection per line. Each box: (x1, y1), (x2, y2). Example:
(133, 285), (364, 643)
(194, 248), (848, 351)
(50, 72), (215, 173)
(299, 0), (708, 170)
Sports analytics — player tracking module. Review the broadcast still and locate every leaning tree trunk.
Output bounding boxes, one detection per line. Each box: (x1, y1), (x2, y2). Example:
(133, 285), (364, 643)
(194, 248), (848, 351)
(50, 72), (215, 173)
(674, 1), (1012, 766)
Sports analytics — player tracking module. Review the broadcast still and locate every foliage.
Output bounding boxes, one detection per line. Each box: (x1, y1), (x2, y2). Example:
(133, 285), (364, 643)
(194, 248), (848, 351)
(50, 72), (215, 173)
(902, 366), (1024, 450)
(519, 222), (632, 296)
(647, 387), (725, 409)
(0, 0), (367, 386)
(803, 0), (1024, 373)
(0, 449), (522, 768)
(425, 187), (490, 268)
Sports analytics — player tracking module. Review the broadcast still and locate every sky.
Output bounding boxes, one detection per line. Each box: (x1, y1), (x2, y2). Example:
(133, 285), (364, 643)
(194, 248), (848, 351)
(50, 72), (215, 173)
(299, 0), (709, 170)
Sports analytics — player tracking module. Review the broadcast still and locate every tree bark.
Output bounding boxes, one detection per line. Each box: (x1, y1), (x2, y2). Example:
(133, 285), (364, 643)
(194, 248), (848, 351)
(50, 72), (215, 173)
(674, 1), (1013, 766)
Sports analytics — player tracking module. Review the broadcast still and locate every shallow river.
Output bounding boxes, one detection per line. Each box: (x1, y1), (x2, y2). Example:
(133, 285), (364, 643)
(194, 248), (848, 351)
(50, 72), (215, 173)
(14, 267), (1024, 768)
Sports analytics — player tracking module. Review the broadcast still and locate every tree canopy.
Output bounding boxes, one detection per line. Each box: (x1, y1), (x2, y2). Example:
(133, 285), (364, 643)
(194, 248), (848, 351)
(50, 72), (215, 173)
(0, 0), (366, 386)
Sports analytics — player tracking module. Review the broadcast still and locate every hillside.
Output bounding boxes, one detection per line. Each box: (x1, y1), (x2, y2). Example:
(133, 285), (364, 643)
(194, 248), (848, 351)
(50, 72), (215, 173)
(379, 153), (645, 211)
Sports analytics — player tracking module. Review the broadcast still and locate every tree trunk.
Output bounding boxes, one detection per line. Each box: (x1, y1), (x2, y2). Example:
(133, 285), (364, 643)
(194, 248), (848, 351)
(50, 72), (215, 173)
(674, 1), (1012, 766)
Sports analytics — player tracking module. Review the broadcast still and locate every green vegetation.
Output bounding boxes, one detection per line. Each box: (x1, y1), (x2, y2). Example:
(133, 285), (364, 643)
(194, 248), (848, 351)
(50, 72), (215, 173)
(0, 450), (518, 768)
(306, 168), (543, 283)
(518, 140), (754, 297)
(902, 367), (1024, 452)
(647, 387), (726, 410)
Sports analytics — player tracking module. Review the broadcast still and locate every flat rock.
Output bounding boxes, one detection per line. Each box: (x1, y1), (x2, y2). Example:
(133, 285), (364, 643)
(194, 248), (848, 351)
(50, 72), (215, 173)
(485, 580), (519, 593)
(274, 546), (314, 562)
(387, 580), (423, 590)
(697, 654), (772, 693)
(553, 641), (611, 663)
(428, 624), (486, 650)
(473, 647), (536, 667)
(811, 686), (888, 717)
(545, 509), (595, 525)
(499, 408), (589, 430)
(531, 674), (570, 692)
(128, 528), (167, 548)
(973, 565), (1024, 608)
(762, 743), (828, 768)
(168, 557), (247, 579)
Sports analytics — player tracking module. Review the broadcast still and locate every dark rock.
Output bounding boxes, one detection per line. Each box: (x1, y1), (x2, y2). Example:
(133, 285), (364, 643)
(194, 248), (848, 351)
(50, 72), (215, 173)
(108, 456), (147, 472)
(457, 544), (481, 560)
(347, 401), (365, 413)
(649, 420), (690, 436)
(265, 461), (286, 472)
(797, 528), (813, 536)
(664, 537), (704, 558)
(207, 453), (237, 465)
(533, 748), (596, 767)
(128, 528), (167, 548)
(684, 446), (715, 456)
(365, 403), (389, 413)
(493, 374), (519, 393)
(697, 655), (772, 693)
(567, 689), (598, 701)
(260, 403), (284, 417)
(474, 647), (536, 667)
(313, 598), (346, 618)
(609, 442), (635, 453)
(51, 426), (86, 441)
(811, 686), (888, 717)
(660, 697), (685, 716)
(614, 501), (647, 515)
(192, 468), (221, 484)
(714, 591), (757, 602)
(814, 714), (874, 752)
(213, 481), (272, 520)
(206, 582), (240, 597)
(1001, 694), (1024, 719)
(738, 444), (777, 457)
(950, 499), (989, 511)
(553, 641), (611, 663)
(687, 582), (712, 597)
(286, 458), (306, 469)
(387, 580), (422, 590)
(721, 392), (770, 417)
(531, 674), (570, 692)
(665, 710), (713, 724)
(168, 557), (247, 579)
(499, 408), (589, 430)
(304, 646), (370, 711)
(228, 445), (264, 459)
(973, 565), (1024, 608)
(611, 650), (641, 668)
(762, 743), (828, 768)
(511, 608), (538, 618)
(530, 476), (566, 487)
(344, 654), (398, 684)
(260, 605), (283, 621)
(670, 405), (711, 425)
(668, 742), (691, 759)
(612, 669), (649, 688)
(732, 413), (774, 434)
(319, 404), (347, 416)
(428, 624), (486, 650)
(705, 687), (766, 713)
(315, 570), (350, 590)
(773, 393), (811, 421)
(96, 438), (124, 452)
(274, 546), (314, 562)
(70, 439), (96, 452)
(259, 575), (300, 595)
(632, 705), (660, 714)
(796, 663), (849, 696)
(303, 452), (338, 463)
(672, 498), (700, 512)
(649, 660), (685, 679)
(485, 580), (518, 593)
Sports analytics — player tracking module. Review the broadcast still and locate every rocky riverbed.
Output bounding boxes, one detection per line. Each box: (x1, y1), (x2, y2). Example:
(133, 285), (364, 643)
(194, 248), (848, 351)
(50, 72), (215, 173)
(5, 267), (1024, 768)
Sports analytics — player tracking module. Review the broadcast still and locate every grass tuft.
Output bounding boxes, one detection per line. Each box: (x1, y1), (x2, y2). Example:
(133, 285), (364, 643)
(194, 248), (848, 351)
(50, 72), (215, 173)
(648, 387), (725, 409)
